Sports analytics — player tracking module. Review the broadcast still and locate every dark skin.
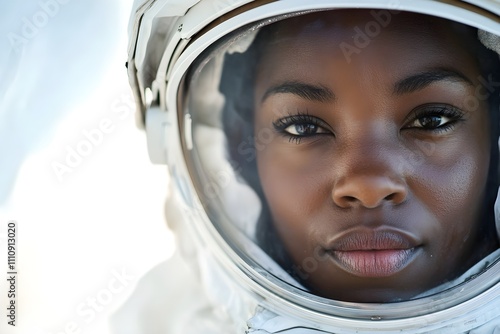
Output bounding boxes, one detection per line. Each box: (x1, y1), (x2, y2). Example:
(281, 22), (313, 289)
(253, 11), (497, 302)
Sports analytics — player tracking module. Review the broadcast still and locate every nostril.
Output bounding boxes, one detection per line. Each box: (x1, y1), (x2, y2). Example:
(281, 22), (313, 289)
(385, 194), (395, 201)
(344, 196), (357, 203)
(332, 177), (407, 208)
(384, 192), (406, 205)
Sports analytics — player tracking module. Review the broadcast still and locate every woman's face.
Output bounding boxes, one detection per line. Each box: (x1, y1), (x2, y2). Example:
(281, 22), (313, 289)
(254, 11), (493, 302)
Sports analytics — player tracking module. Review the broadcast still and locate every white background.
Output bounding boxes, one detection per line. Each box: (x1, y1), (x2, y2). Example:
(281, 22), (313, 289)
(0, 1), (174, 333)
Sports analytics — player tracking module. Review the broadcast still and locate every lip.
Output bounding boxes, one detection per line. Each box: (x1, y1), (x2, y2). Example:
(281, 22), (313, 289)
(326, 229), (421, 277)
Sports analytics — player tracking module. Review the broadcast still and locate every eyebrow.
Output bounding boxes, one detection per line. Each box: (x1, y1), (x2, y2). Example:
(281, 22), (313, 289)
(393, 68), (474, 95)
(261, 81), (335, 103)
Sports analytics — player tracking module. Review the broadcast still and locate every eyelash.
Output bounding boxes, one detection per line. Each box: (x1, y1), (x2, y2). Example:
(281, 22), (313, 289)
(272, 105), (465, 144)
(404, 104), (465, 133)
(272, 112), (330, 144)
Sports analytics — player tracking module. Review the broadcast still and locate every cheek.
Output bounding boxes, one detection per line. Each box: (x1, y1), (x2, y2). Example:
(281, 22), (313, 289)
(257, 147), (327, 214)
(412, 125), (490, 242)
(420, 154), (486, 226)
(256, 143), (332, 248)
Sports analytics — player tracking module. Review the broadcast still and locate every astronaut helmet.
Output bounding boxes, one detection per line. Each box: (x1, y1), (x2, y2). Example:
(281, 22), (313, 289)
(127, 1), (500, 332)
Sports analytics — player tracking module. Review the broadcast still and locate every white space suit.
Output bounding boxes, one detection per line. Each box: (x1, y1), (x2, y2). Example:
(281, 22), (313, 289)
(112, 1), (500, 333)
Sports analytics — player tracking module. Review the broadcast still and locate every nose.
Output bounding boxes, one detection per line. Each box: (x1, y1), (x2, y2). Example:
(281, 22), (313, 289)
(332, 175), (407, 209)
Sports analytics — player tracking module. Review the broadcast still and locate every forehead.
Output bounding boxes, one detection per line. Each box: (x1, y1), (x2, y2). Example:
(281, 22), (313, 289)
(255, 10), (479, 82)
(263, 10), (476, 64)
(266, 10), (474, 45)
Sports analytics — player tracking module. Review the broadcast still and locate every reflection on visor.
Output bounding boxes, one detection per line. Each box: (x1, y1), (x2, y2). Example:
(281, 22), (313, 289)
(183, 9), (500, 303)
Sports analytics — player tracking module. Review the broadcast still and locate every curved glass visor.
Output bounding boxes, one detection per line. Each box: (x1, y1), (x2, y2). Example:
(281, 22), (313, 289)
(181, 9), (500, 305)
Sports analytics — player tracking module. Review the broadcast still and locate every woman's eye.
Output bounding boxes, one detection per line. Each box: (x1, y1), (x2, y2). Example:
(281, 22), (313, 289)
(284, 123), (326, 136)
(273, 114), (331, 143)
(404, 105), (465, 132)
(409, 115), (452, 129)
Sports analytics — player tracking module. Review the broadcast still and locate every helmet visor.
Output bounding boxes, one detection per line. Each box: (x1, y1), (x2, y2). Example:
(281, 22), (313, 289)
(180, 8), (500, 306)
